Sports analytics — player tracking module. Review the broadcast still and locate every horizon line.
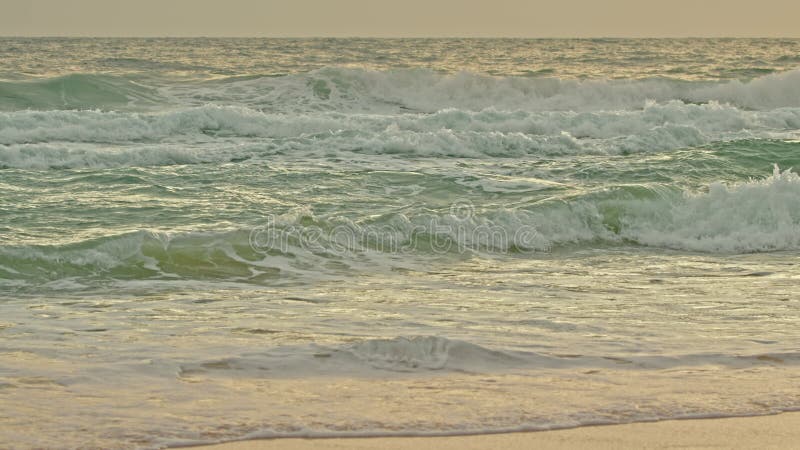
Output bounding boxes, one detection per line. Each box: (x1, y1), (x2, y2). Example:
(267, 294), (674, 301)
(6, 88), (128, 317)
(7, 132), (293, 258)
(2, 35), (800, 39)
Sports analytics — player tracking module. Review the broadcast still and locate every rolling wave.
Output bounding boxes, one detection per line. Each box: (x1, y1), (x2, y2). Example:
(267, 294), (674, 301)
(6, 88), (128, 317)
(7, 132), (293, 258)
(2, 68), (800, 113)
(148, 67), (800, 112)
(0, 74), (161, 111)
(4, 167), (799, 288)
(2, 102), (799, 169)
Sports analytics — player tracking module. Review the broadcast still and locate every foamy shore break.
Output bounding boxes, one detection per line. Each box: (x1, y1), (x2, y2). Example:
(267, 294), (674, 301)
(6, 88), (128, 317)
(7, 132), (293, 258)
(188, 412), (800, 450)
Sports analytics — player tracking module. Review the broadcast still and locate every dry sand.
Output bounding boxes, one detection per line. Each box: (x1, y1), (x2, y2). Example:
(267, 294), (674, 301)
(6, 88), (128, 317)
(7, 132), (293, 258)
(188, 412), (800, 449)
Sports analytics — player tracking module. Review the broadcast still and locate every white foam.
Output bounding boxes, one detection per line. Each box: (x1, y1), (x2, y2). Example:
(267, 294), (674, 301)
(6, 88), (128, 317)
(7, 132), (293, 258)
(1, 101), (799, 168)
(622, 165), (800, 252)
(166, 68), (800, 113)
(5, 168), (800, 289)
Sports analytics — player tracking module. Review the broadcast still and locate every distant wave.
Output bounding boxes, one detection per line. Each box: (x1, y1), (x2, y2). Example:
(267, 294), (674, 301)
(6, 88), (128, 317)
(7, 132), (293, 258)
(0, 74), (162, 111)
(2, 102), (799, 169)
(2, 68), (800, 113)
(154, 67), (800, 112)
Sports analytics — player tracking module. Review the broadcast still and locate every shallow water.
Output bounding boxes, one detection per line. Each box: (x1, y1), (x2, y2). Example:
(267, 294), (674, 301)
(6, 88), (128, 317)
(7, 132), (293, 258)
(1, 38), (800, 449)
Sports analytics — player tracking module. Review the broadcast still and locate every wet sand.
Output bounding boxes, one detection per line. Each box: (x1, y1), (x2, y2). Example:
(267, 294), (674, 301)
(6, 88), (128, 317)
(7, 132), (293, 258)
(188, 412), (800, 449)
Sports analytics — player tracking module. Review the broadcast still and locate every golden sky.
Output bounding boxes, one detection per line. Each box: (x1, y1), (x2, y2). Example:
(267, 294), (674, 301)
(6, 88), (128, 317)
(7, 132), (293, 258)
(2, 0), (799, 37)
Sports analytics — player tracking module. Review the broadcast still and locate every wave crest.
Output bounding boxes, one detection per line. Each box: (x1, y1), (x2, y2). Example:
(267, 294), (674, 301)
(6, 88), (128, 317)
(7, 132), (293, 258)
(0, 74), (160, 111)
(3, 167), (800, 289)
(2, 102), (799, 168)
(3, 68), (800, 113)
(171, 68), (800, 113)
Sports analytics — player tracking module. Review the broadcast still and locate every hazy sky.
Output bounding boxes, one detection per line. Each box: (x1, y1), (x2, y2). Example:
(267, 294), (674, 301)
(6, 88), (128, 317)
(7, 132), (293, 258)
(2, 0), (799, 38)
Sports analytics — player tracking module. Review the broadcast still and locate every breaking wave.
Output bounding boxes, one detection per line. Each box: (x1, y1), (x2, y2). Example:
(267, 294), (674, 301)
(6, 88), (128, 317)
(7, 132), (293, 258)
(2, 101), (799, 168)
(2, 68), (800, 114)
(4, 167), (799, 288)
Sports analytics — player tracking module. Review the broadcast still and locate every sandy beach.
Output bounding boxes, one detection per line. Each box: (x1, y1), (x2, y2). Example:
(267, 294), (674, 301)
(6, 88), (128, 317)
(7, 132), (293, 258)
(189, 412), (800, 450)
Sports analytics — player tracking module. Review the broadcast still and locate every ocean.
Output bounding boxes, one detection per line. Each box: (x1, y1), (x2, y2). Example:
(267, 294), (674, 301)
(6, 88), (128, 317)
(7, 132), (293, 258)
(1, 38), (800, 449)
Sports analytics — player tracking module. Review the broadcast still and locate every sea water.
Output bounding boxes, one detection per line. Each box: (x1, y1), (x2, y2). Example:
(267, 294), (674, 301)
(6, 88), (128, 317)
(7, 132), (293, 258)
(1, 38), (800, 449)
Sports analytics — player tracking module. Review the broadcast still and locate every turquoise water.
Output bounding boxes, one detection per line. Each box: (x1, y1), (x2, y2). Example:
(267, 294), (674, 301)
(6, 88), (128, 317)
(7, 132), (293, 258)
(1, 38), (800, 449)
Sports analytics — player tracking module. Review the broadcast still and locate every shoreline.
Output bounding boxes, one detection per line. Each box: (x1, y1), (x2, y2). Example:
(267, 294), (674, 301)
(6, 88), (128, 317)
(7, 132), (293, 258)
(185, 412), (800, 449)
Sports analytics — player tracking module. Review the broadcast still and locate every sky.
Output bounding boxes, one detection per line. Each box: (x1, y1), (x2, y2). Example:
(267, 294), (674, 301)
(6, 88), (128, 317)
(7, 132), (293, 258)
(1, 0), (799, 38)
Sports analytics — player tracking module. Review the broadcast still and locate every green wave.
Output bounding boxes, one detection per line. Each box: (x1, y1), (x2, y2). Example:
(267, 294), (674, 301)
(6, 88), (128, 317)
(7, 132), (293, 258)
(4, 167), (800, 290)
(0, 74), (162, 111)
